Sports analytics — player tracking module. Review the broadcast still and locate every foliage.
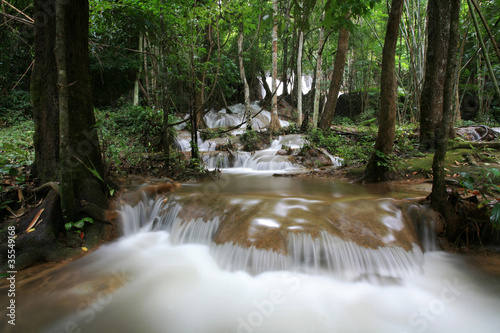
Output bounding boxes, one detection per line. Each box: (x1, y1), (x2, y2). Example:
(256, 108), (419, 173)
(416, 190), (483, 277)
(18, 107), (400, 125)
(0, 120), (34, 186)
(394, 124), (419, 157)
(95, 104), (163, 170)
(305, 128), (373, 165)
(65, 217), (94, 233)
(458, 168), (500, 230)
(241, 129), (261, 151)
(0, 90), (32, 126)
(200, 128), (228, 141)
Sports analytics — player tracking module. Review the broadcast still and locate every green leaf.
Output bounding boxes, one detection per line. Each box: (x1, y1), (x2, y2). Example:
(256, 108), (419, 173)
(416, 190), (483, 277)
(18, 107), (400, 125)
(490, 203), (500, 229)
(73, 220), (85, 229)
(8, 167), (19, 176)
(489, 168), (500, 178)
(65, 222), (73, 231)
(81, 217), (94, 224)
(462, 179), (475, 191)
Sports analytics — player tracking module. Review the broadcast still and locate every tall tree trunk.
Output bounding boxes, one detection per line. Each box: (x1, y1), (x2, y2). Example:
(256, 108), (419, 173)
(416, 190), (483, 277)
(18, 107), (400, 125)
(238, 22), (252, 129)
(319, 28), (350, 131)
(269, 0), (281, 133)
(431, 0), (461, 240)
(281, 1), (291, 97)
(32, 0), (59, 184)
(363, 0), (404, 183)
(31, 0), (108, 225)
(312, 11), (326, 128)
(419, 0), (451, 151)
(55, 0), (76, 221)
(296, 29), (304, 127)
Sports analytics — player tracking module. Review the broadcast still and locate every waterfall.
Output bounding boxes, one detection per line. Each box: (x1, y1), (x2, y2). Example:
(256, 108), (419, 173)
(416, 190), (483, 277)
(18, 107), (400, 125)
(119, 189), (426, 280)
(9, 175), (500, 333)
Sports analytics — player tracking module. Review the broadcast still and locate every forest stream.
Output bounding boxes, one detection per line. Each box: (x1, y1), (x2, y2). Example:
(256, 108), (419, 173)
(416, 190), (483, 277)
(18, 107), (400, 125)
(2, 105), (500, 333)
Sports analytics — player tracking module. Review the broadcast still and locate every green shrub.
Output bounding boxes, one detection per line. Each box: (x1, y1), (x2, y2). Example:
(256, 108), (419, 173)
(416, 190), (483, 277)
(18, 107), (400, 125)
(241, 129), (260, 151)
(0, 90), (32, 126)
(305, 128), (373, 165)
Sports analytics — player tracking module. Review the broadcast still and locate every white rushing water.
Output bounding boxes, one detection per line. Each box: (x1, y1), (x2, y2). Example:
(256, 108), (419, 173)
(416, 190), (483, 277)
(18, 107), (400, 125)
(37, 230), (500, 333)
(4, 173), (497, 333)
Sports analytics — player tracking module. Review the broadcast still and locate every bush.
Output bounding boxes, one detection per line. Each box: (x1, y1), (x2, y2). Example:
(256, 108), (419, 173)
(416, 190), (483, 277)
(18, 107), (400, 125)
(0, 90), (32, 126)
(241, 129), (261, 151)
(305, 128), (373, 165)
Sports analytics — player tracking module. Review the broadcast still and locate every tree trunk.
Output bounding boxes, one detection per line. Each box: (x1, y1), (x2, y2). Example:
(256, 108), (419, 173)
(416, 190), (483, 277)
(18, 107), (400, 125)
(32, 0), (107, 210)
(260, 69), (272, 102)
(319, 28), (350, 131)
(468, 0), (500, 102)
(431, 0), (461, 240)
(363, 0), (404, 183)
(312, 11), (326, 128)
(296, 29), (304, 127)
(28, 0), (108, 264)
(55, 0), (76, 221)
(419, 0), (451, 151)
(238, 22), (252, 129)
(269, 0), (281, 133)
(281, 1), (291, 97)
(32, 0), (59, 184)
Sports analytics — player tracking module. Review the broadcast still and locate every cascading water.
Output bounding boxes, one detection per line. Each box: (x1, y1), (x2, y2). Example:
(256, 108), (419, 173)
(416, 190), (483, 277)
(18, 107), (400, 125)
(118, 187), (425, 279)
(4, 173), (500, 333)
(174, 102), (321, 172)
(2, 106), (500, 333)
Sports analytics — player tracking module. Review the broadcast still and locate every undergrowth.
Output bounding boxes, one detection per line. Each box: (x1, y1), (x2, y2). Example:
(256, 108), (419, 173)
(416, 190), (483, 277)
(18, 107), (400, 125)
(95, 104), (179, 173)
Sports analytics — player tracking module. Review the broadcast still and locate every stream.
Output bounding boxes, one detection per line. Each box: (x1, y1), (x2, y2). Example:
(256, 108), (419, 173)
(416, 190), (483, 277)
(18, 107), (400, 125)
(2, 106), (500, 333)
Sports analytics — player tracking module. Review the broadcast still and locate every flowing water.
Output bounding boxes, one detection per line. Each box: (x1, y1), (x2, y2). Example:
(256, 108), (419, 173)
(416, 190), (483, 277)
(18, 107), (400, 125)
(2, 107), (500, 332)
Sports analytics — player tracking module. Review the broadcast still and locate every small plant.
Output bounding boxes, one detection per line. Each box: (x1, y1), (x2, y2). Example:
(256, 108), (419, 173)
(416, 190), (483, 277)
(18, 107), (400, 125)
(65, 217), (94, 234)
(284, 123), (299, 134)
(304, 128), (372, 165)
(241, 129), (260, 151)
(200, 128), (227, 141)
(458, 168), (500, 230)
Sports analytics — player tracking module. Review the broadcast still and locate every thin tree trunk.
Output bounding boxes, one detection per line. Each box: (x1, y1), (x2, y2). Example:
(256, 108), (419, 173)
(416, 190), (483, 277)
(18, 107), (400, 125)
(269, 0), (281, 133)
(260, 69), (272, 102)
(143, 35), (152, 107)
(281, 1), (291, 97)
(363, 0), (404, 183)
(431, 0), (461, 239)
(319, 27), (350, 131)
(313, 10), (326, 128)
(297, 29), (304, 127)
(238, 22), (252, 129)
(468, 0), (500, 102)
(469, 0), (500, 62)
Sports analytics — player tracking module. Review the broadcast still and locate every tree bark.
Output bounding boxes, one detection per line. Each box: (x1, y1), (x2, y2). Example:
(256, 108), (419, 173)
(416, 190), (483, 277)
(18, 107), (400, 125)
(32, 0), (59, 184)
(238, 22), (252, 129)
(55, 0), (76, 221)
(363, 0), (404, 183)
(319, 28), (350, 131)
(431, 0), (461, 240)
(269, 0), (281, 133)
(312, 11), (326, 128)
(32, 0), (107, 218)
(419, 0), (451, 150)
(296, 29), (304, 127)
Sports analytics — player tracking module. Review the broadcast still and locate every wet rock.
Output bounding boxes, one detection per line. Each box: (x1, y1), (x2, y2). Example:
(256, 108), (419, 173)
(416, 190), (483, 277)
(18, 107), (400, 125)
(300, 147), (335, 168)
